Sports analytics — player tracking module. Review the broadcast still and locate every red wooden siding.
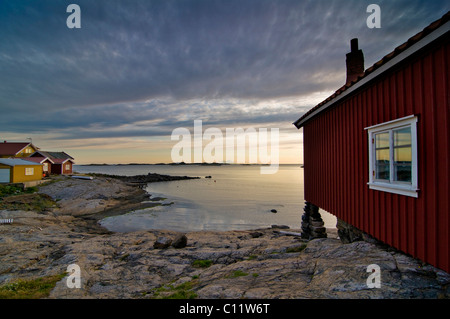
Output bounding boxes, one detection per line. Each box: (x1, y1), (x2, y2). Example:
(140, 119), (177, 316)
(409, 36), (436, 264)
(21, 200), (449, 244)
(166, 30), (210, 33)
(303, 39), (450, 272)
(63, 161), (73, 175)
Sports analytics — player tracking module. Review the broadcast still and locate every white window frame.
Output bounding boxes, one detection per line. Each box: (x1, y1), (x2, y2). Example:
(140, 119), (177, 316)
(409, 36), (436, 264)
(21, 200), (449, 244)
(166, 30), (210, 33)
(25, 167), (34, 176)
(365, 115), (418, 198)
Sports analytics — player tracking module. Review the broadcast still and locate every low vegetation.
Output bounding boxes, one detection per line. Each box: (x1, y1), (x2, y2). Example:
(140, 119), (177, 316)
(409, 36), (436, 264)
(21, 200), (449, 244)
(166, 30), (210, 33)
(0, 273), (66, 299)
(0, 184), (57, 212)
(0, 193), (57, 212)
(192, 259), (213, 268)
(226, 270), (249, 278)
(149, 279), (198, 299)
(0, 184), (37, 198)
(286, 244), (307, 253)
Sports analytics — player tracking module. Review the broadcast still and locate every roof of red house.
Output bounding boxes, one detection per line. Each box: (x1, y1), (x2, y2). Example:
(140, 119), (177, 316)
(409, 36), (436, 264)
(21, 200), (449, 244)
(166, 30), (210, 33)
(294, 11), (450, 129)
(0, 142), (37, 156)
(31, 151), (74, 161)
(51, 158), (75, 164)
(24, 156), (54, 164)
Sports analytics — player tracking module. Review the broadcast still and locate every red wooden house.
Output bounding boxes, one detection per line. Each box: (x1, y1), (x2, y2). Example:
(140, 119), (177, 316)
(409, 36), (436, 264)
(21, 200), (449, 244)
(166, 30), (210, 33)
(294, 13), (449, 272)
(30, 151), (75, 175)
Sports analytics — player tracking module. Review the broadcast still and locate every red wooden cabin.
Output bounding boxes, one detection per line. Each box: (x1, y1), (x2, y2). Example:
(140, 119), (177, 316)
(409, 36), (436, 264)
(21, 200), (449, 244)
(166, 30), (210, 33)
(294, 13), (449, 272)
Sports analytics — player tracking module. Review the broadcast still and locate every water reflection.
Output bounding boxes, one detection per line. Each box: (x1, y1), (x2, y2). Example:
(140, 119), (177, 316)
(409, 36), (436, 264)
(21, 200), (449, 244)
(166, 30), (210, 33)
(76, 165), (337, 232)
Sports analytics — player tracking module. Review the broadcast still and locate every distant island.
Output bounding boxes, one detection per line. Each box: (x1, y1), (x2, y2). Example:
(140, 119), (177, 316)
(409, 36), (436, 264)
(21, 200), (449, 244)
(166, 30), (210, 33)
(79, 162), (227, 166)
(78, 162), (303, 166)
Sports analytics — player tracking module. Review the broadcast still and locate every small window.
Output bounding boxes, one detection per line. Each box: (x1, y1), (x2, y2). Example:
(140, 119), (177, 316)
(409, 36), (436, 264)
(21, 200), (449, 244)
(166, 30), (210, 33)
(25, 167), (34, 176)
(365, 115), (418, 197)
(65, 164), (71, 170)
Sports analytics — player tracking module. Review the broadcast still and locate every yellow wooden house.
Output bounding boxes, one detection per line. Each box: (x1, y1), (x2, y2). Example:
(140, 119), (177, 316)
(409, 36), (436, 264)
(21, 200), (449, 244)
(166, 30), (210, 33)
(0, 158), (43, 184)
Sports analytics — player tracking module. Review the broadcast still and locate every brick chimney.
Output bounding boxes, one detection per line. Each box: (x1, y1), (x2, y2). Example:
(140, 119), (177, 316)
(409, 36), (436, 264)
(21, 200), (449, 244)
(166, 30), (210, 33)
(346, 38), (365, 84)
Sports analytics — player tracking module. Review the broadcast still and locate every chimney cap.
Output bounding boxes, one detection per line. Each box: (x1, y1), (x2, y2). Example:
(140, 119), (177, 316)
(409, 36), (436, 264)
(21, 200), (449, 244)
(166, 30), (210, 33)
(350, 38), (359, 52)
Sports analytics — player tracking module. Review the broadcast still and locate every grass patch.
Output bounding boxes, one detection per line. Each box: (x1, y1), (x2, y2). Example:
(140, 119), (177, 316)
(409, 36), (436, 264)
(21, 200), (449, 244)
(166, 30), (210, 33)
(150, 280), (198, 299)
(226, 270), (249, 278)
(0, 273), (66, 299)
(0, 184), (37, 199)
(192, 259), (213, 268)
(0, 193), (57, 212)
(286, 244), (307, 253)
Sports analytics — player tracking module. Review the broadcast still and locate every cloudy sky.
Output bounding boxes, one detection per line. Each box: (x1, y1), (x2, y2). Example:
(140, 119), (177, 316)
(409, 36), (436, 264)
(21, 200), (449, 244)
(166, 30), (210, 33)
(0, 0), (448, 164)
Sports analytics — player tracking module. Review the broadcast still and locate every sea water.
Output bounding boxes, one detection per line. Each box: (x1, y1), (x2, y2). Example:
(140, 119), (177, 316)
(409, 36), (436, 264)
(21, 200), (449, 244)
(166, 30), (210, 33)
(73, 164), (337, 232)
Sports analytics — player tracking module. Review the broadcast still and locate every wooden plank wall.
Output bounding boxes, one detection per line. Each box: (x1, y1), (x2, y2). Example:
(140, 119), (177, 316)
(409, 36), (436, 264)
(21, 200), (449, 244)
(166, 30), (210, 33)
(303, 38), (449, 272)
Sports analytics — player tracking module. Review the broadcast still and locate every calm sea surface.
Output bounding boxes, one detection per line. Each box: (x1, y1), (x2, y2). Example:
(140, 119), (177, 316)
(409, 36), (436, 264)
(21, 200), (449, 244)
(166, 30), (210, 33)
(73, 164), (337, 232)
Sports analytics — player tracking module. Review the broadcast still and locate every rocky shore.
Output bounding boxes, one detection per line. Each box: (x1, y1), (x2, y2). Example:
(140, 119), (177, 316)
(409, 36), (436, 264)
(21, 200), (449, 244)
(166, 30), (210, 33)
(0, 175), (449, 299)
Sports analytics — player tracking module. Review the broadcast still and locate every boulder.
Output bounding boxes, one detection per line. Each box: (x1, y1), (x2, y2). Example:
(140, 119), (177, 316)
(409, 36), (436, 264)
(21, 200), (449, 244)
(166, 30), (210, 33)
(271, 225), (290, 229)
(153, 237), (172, 249)
(249, 231), (264, 238)
(172, 234), (188, 248)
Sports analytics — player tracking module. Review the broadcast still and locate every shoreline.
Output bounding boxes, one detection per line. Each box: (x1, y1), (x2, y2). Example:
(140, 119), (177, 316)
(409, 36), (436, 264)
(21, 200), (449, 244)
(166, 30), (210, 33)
(43, 173), (201, 234)
(0, 174), (449, 299)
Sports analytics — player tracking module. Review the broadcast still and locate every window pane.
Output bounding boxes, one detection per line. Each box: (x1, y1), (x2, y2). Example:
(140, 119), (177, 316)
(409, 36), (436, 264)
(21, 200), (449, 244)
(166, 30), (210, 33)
(394, 127), (411, 147)
(376, 148), (390, 161)
(375, 132), (389, 149)
(375, 132), (390, 180)
(394, 127), (412, 182)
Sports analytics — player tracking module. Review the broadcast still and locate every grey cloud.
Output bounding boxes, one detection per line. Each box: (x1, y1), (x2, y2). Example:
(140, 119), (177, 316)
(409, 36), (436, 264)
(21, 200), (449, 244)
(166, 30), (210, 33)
(0, 0), (448, 138)
(2, 96), (306, 140)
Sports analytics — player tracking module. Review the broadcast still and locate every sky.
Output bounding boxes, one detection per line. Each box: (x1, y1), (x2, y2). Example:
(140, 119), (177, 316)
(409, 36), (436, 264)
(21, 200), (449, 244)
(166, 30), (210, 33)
(0, 0), (448, 164)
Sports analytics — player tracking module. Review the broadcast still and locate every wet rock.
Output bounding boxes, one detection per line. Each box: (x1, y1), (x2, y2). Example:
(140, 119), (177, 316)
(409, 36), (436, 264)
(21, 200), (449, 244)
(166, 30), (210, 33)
(153, 237), (172, 249)
(172, 234), (187, 248)
(249, 231), (263, 238)
(271, 225), (290, 229)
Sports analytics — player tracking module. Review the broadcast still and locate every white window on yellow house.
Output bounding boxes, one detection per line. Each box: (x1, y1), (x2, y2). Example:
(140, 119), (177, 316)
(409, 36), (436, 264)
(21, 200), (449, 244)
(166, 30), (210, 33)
(25, 167), (34, 176)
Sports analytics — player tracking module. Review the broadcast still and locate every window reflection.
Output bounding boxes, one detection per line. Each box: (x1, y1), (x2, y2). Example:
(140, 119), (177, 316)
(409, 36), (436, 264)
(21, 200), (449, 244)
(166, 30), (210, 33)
(393, 127), (412, 182)
(375, 132), (390, 180)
